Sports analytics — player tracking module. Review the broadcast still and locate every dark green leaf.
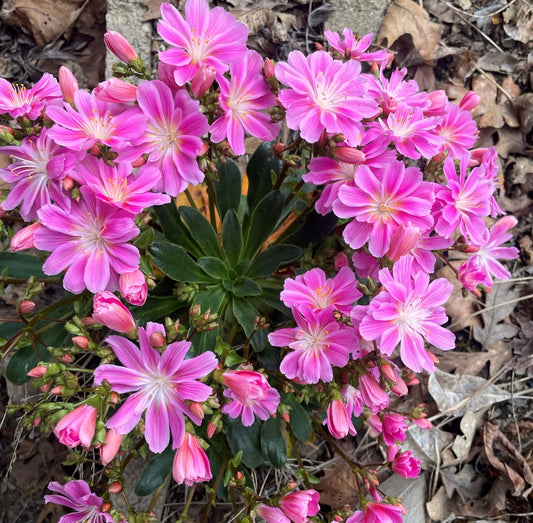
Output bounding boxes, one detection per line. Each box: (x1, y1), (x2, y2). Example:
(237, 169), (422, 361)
(234, 259), (251, 276)
(232, 297), (258, 338)
(133, 296), (183, 325)
(225, 416), (264, 468)
(135, 446), (174, 496)
(242, 191), (284, 260)
(221, 210), (242, 267)
(261, 417), (287, 468)
(178, 206), (223, 258)
(257, 281), (290, 315)
(285, 395), (312, 442)
(215, 159), (242, 218)
(5, 344), (53, 385)
(149, 242), (215, 283)
(232, 277), (262, 297)
(0, 252), (46, 279)
(198, 257), (228, 280)
(246, 142), (282, 212)
(154, 203), (203, 258)
(246, 245), (302, 279)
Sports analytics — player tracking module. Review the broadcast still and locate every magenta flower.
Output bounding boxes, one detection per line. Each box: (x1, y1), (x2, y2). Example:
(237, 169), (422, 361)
(279, 490), (320, 523)
(0, 73), (62, 119)
(324, 29), (390, 64)
(119, 269), (148, 306)
(172, 432), (212, 486)
(54, 404), (97, 448)
(436, 103), (478, 159)
(333, 161), (434, 257)
(100, 429), (123, 466)
(434, 155), (493, 244)
(46, 89), (146, 152)
(323, 398), (357, 439)
(268, 307), (357, 384)
(34, 187), (140, 294)
(275, 51), (377, 146)
(125, 80), (209, 196)
(92, 291), (136, 333)
(280, 266), (360, 315)
(221, 370), (280, 426)
(94, 78), (138, 103)
(391, 451), (421, 478)
(45, 480), (119, 523)
(360, 257), (455, 373)
(382, 413), (408, 446)
(346, 502), (404, 523)
(358, 373), (390, 414)
(458, 215), (519, 291)
(210, 50), (279, 155)
(93, 325), (217, 453)
(0, 128), (81, 220)
(104, 30), (139, 63)
(158, 0), (248, 86)
(255, 505), (290, 523)
(71, 156), (170, 214)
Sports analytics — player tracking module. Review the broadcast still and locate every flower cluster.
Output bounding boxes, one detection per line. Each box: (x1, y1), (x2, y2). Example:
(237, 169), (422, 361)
(0, 0), (519, 520)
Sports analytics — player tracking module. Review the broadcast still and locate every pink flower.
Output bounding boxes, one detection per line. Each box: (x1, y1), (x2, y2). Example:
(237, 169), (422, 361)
(459, 215), (519, 291)
(34, 188), (140, 294)
(120, 269), (148, 306)
(324, 29), (390, 64)
(333, 161), (434, 257)
(268, 307), (357, 384)
(172, 432), (212, 486)
(360, 257), (455, 373)
(71, 156), (170, 214)
(54, 404), (97, 448)
(221, 370), (280, 426)
(94, 78), (138, 103)
(346, 502), (404, 523)
(255, 505), (290, 523)
(104, 31), (139, 63)
(382, 413), (408, 445)
(93, 326), (217, 452)
(280, 266), (361, 315)
(44, 480), (118, 523)
(0, 73), (62, 119)
(436, 103), (478, 158)
(275, 51), (377, 146)
(100, 429), (123, 466)
(158, 0), (248, 86)
(351, 251), (380, 280)
(58, 66), (79, 104)
(92, 291), (136, 333)
(46, 90), (146, 152)
(0, 128), (80, 220)
(358, 373), (389, 414)
(342, 384), (364, 418)
(210, 50), (279, 155)
(126, 80), (209, 196)
(434, 155), (493, 244)
(279, 489), (320, 523)
(324, 398), (356, 439)
(10, 222), (41, 251)
(391, 450), (420, 478)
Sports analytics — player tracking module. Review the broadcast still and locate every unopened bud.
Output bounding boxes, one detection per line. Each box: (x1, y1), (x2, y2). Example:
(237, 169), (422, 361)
(33, 417), (41, 427)
(51, 386), (63, 394)
(109, 481), (122, 494)
(109, 391), (120, 405)
(149, 332), (165, 348)
(188, 401), (205, 420)
(207, 422), (217, 438)
(264, 58), (275, 79)
(19, 300), (35, 314)
(27, 365), (47, 378)
(58, 66), (78, 104)
(104, 31), (138, 63)
(72, 336), (89, 349)
(101, 502), (111, 513)
(459, 91), (480, 112)
(334, 145), (366, 164)
(191, 64), (216, 98)
(60, 353), (74, 363)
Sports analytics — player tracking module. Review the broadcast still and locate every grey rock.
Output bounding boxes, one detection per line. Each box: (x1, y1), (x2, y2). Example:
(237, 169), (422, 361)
(326, 0), (391, 37)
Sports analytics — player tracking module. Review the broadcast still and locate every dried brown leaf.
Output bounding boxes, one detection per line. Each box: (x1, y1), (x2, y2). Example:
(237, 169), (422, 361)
(483, 420), (533, 497)
(513, 93), (533, 136)
(141, 0), (166, 21)
(503, 3), (533, 44)
(495, 127), (530, 160)
(452, 409), (487, 462)
(317, 460), (358, 508)
(377, 0), (441, 63)
(403, 425), (454, 469)
(472, 73), (504, 129)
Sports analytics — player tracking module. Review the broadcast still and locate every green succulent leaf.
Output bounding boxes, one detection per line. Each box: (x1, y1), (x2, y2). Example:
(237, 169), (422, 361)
(149, 242), (216, 283)
(0, 252), (47, 279)
(215, 159), (242, 218)
(225, 416), (264, 468)
(246, 244), (302, 279)
(221, 210), (243, 267)
(284, 395), (312, 442)
(246, 142), (282, 212)
(241, 191), (284, 260)
(231, 277), (262, 297)
(261, 417), (287, 469)
(198, 257), (228, 280)
(135, 446), (174, 496)
(232, 297), (258, 338)
(178, 206), (223, 258)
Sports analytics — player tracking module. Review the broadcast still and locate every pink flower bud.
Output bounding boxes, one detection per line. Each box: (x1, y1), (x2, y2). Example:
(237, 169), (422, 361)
(94, 78), (137, 103)
(54, 404), (97, 448)
(92, 291), (136, 333)
(413, 416), (432, 429)
(379, 363), (397, 384)
(459, 90), (480, 112)
(58, 66), (78, 104)
(109, 391), (120, 405)
(104, 31), (138, 63)
(188, 401), (205, 420)
(425, 89), (449, 117)
(191, 64), (216, 98)
(119, 270), (147, 306)
(382, 413), (408, 446)
(390, 376), (408, 397)
(334, 145), (366, 164)
(381, 95), (397, 115)
(273, 142), (285, 156)
(391, 450), (421, 478)
(108, 481), (122, 494)
(149, 332), (165, 347)
(207, 422), (217, 438)
(263, 57), (276, 79)
(324, 398), (356, 439)
(334, 252), (349, 270)
(359, 373), (390, 414)
(40, 384), (50, 393)
(27, 365), (48, 378)
(386, 224), (421, 261)
(60, 353), (74, 363)
(62, 176), (74, 191)
(102, 502), (111, 513)
(72, 336), (89, 349)
(51, 386), (63, 394)
(367, 413), (383, 437)
(131, 155), (146, 168)
(255, 505), (288, 523)
(100, 429), (123, 465)
(386, 443), (399, 461)
(10, 222), (41, 252)
(172, 432), (212, 486)
(19, 300), (36, 314)
(33, 417), (41, 427)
